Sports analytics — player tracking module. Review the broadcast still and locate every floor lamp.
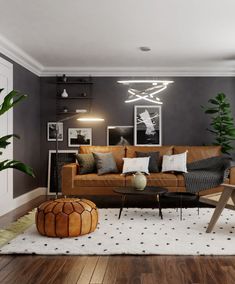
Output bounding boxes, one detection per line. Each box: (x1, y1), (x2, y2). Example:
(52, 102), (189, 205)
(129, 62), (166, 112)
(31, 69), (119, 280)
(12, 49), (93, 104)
(55, 113), (104, 198)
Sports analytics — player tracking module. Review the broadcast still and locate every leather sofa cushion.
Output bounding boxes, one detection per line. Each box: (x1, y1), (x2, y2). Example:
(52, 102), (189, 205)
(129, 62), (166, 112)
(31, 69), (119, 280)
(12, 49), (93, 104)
(126, 146), (173, 160)
(80, 146), (125, 172)
(125, 173), (177, 187)
(74, 174), (125, 187)
(177, 174), (185, 187)
(173, 146), (221, 163)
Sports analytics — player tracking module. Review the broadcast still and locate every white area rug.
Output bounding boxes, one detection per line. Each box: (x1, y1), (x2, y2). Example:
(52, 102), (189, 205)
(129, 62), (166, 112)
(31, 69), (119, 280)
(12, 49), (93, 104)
(0, 208), (234, 255)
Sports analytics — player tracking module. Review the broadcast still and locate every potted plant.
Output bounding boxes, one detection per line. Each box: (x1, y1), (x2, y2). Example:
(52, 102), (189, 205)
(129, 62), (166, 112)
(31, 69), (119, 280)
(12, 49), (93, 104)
(202, 92), (235, 154)
(0, 88), (34, 176)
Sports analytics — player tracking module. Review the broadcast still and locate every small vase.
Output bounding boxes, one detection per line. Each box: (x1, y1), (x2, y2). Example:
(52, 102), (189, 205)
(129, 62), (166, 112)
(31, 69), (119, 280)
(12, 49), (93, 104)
(131, 172), (147, 191)
(61, 89), (68, 98)
(62, 74), (67, 83)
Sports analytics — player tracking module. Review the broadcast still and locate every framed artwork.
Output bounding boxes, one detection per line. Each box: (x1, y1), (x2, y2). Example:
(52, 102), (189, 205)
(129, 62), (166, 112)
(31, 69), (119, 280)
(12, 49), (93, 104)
(107, 126), (134, 146)
(47, 150), (78, 195)
(68, 128), (92, 147)
(134, 105), (162, 146)
(47, 122), (63, 141)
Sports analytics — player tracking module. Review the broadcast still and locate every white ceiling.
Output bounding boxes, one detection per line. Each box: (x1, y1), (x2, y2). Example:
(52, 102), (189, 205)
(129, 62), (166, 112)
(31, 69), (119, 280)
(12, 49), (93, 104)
(0, 0), (235, 76)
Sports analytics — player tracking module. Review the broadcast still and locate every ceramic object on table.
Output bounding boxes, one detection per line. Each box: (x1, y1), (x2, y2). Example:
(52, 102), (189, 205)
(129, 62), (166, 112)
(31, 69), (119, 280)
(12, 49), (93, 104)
(131, 171), (147, 190)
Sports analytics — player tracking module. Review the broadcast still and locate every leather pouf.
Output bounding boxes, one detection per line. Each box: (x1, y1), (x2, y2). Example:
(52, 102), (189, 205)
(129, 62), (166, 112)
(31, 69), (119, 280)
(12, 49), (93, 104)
(35, 198), (98, 237)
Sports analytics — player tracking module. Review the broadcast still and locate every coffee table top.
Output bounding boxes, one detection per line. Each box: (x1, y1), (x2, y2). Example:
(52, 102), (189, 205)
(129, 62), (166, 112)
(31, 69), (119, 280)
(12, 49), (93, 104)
(114, 186), (168, 196)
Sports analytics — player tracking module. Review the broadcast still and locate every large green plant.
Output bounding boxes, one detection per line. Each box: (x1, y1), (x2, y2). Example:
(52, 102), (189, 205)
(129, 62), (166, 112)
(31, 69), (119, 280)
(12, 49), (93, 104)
(203, 93), (235, 154)
(0, 88), (34, 177)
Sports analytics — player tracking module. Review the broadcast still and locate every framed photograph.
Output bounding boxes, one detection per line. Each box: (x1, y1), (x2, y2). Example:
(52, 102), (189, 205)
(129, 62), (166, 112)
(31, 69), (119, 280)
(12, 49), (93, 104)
(134, 105), (162, 146)
(47, 122), (63, 141)
(68, 128), (92, 147)
(107, 126), (134, 146)
(47, 150), (78, 195)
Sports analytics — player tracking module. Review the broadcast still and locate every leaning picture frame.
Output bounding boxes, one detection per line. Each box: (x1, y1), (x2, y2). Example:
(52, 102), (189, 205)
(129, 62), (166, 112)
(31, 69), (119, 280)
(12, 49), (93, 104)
(47, 150), (78, 195)
(134, 105), (162, 146)
(107, 126), (134, 146)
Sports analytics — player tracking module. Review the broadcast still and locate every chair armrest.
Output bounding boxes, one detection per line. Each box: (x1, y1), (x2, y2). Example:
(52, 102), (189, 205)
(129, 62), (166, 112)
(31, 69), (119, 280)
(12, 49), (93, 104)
(229, 166), (235, 185)
(61, 163), (78, 194)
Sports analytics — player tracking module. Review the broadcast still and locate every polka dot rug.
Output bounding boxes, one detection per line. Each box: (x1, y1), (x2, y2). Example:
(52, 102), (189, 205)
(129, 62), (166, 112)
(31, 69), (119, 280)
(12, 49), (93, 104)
(0, 208), (234, 255)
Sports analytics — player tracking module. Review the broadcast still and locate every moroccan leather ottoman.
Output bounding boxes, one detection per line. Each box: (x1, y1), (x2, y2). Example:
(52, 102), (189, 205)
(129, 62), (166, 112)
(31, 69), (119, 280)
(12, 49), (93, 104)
(35, 198), (98, 237)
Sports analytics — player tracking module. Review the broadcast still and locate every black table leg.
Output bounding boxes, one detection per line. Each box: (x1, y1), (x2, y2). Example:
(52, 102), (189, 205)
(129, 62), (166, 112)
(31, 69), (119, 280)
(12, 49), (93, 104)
(157, 195), (163, 219)
(118, 194), (126, 219)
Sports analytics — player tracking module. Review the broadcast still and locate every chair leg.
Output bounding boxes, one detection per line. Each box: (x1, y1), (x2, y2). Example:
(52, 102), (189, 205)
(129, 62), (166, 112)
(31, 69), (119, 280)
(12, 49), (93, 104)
(206, 187), (233, 233)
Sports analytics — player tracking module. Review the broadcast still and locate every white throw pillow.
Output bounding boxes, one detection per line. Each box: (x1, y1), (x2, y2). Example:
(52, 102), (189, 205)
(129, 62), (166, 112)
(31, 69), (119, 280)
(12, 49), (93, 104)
(161, 151), (188, 173)
(122, 157), (150, 175)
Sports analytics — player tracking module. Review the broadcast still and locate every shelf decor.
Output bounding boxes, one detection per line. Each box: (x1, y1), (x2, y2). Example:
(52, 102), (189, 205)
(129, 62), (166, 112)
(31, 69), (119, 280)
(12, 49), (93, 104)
(61, 89), (68, 98)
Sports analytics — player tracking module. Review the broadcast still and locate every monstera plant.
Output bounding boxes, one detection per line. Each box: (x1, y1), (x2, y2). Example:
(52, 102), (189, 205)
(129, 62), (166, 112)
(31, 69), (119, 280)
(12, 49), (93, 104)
(0, 88), (34, 177)
(202, 92), (235, 154)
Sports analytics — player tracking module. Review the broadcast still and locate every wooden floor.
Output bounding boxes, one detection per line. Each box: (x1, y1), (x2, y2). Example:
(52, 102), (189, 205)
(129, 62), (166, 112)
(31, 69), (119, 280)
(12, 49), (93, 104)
(0, 196), (235, 284)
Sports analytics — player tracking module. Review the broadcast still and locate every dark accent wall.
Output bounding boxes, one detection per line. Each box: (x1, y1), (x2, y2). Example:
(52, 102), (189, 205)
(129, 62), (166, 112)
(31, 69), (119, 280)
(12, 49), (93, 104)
(0, 54), (41, 198)
(40, 76), (235, 186)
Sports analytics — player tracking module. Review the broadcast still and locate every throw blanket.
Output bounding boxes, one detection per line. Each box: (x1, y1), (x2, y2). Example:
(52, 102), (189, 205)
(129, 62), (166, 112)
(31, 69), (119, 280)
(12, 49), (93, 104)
(183, 156), (235, 193)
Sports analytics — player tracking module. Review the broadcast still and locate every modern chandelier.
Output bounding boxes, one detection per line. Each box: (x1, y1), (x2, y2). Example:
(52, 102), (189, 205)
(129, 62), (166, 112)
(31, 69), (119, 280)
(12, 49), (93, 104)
(117, 80), (174, 104)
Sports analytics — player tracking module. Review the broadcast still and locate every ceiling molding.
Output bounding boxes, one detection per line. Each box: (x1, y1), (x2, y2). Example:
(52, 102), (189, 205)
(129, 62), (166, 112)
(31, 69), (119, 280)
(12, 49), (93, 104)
(40, 66), (235, 77)
(0, 35), (235, 77)
(0, 34), (43, 76)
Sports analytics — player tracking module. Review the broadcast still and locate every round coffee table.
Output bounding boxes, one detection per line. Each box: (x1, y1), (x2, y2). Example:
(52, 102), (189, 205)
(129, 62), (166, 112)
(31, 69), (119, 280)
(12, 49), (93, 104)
(113, 186), (168, 219)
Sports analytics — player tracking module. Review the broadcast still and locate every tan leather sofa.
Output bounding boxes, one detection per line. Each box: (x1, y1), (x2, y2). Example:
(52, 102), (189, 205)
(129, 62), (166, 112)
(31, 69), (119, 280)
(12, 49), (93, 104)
(62, 145), (235, 196)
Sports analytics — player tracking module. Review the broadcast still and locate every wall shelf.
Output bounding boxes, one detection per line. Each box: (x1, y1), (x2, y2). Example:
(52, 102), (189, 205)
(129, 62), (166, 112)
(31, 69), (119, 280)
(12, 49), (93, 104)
(57, 81), (93, 85)
(57, 97), (93, 100)
(55, 76), (93, 116)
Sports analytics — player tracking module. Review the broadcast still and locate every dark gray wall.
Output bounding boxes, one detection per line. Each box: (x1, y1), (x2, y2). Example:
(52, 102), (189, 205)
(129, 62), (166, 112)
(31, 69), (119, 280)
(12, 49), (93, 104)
(40, 76), (235, 186)
(0, 53), (41, 198)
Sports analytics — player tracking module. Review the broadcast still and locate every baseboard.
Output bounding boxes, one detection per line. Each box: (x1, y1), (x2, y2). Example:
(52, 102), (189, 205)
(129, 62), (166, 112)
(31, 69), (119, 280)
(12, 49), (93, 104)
(13, 187), (47, 208)
(0, 187), (47, 217)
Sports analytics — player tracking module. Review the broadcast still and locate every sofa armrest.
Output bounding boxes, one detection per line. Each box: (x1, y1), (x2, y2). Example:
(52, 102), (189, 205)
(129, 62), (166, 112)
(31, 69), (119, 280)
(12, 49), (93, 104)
(61, 163), (78, 195)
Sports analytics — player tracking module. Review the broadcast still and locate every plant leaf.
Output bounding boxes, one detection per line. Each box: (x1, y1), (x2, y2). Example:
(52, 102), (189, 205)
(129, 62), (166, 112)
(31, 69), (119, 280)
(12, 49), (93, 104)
(0, 90), (27, 116)
(0, 160), (35, 177)
(0, 134), (20, 150)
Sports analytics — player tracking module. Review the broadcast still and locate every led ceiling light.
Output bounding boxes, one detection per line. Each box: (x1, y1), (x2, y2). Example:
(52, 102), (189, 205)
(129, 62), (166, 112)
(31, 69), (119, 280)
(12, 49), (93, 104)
(118, 80), (174, 104)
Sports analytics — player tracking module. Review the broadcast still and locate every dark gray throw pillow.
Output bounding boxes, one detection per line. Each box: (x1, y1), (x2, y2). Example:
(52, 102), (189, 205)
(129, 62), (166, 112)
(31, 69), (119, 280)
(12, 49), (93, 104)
(75, 153), (96, 174)
(93, 152), (118, 175)
(135, 151), (160, 173)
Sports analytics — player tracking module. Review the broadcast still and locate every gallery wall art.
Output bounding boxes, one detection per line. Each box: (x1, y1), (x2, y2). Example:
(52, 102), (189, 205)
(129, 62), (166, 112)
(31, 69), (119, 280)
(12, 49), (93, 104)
(107, 126), (134, 146)
(47, 122), (63, 141)
(134, 105), (162, 146)
(68, 128), (92, 147)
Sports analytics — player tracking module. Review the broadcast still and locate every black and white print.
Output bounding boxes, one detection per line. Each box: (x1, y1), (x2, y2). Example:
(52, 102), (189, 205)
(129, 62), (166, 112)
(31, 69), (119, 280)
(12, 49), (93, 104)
(47, 122), (63, 141)
(68, 128), (92, 147)
(134, 105), (162, 146)
(107, 126), (134, 146)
